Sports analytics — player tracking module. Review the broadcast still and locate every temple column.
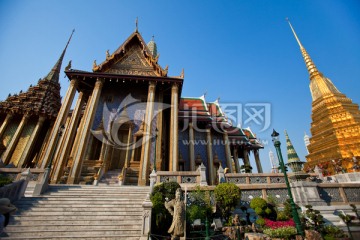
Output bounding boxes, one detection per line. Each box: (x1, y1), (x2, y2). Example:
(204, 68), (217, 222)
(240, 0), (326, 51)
(223, 130), (233, 173)
(206, 128), (214, 185)
(138, 82), (156, 186)
(130, 135), (138, 163)
(68, 79), (103, 183)
(124, 127), (133, 168)
(2, 114), (29, 164)
(254, 149), (263, 173)
(66, 95), (91, 180)
(51, 92), (85, 183)
(0, 113), (13, 139)
(155, 91), (164, 171)
(169, 83), (179, 171)
(243, 149), (251, 172)
(189, 122), (195, 171)
(40, 79), (78, 168)
(18, 116), (46, 167)
(233, 147), (241, 173)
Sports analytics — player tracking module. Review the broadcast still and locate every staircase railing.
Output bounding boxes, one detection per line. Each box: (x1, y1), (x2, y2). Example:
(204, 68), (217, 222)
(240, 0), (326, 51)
(0, 168), (32, 202)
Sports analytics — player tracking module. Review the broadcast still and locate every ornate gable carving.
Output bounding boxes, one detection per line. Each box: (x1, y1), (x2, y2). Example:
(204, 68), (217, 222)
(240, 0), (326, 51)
(105, 45), (157, 76)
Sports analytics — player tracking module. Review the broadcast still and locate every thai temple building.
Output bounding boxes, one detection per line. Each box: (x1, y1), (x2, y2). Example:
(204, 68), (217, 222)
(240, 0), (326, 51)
(0, 26), (263, 186)
(288, 20), (360, 174)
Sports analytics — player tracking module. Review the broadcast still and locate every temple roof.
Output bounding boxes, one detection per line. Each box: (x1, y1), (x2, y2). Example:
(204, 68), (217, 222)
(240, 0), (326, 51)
(0, 31), (74, 118)
(92, 31), (170, 78)
(242, 127), (263, 148)
(179, 95), (211, 120)
(284, 130), (302, 163)
(207, 99), (230, 125)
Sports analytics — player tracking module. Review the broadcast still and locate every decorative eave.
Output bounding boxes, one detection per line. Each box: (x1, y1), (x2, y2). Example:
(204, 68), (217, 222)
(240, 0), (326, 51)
(92, 31), (168, 77)
(65, 69), (184, 98)
(178, 96), (211, 122)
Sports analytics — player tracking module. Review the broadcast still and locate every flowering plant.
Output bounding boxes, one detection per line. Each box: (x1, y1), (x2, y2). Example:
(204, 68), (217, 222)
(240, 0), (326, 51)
(263, 226), (297, 239)
(264, 218), (295, 229)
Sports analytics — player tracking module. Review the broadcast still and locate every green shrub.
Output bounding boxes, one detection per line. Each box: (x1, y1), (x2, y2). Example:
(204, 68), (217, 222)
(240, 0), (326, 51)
(255, 217), (265, 227)
(150, 181), (181, 235)
(250, 197), (267, 210)
(277, 210), (290, 221)
(263, 226), (297, 239)
(323, 225), (348, 239)
(250, 197), (277, 220)
(186, 186), (212, 223)
(214, 183), (241, 222)
(0, 174), (12, 187)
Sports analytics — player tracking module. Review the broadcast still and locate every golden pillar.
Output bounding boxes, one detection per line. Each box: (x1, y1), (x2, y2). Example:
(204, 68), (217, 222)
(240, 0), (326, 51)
(233, 147), (241, 173)
(68, 79), (103, 183)
(243, 149), (250, 169)
(51, 92), (85, 183)
(254, 149), (263, 173)
(206, 128), (214, 185)
(124, 127), (133, 168)
(223, 130), (233, 173)
(188, 122), (195, 171)
(18, 116), (46, 167)
(2, 114), (29, 164)
(138, 82), (156, 186)
(155, 91), (164, 171)
(169, 83), (179, 171)
(0, 113), (13, 139)
(66, 94), (92, 182)
(40, 79), (78, 168)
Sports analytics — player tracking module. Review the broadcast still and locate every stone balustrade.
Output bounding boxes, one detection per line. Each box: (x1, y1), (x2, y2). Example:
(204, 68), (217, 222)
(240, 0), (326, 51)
(156, 170), (200, 186)
(0, 179), (25, 202)
(0, 168), (44, 182)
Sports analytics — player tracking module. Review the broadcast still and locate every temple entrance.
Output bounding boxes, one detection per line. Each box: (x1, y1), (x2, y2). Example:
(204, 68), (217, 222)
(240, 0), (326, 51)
(109, 128), (129, 170)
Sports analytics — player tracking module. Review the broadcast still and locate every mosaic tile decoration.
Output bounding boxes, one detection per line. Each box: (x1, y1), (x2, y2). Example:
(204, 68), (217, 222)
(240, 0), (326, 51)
(318, 187), (343, 203)
(343, 187), (360, 202)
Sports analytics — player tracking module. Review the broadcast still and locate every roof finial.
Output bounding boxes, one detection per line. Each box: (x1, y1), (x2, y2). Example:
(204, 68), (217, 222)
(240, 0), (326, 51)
(286, 18), (320, 79)
(152, 35), (155, 41)
(135, 17), (138, 32)
(44, 29), (75, 82)
(286, 18), (303, 48)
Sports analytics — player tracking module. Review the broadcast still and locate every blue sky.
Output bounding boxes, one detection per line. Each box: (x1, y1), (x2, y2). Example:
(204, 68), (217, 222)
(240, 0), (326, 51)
(1, 0), (360, 172)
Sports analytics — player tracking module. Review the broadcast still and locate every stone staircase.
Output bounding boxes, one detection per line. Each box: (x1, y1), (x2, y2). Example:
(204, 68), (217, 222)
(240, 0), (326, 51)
(1, 184), (150, 239)
(313, 205), (360, 234)
(125, 162), (140, 186)
(98, 169), (122, 185)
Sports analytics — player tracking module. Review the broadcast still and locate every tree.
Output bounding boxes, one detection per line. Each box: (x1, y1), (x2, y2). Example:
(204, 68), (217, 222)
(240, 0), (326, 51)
(214, 183), (241, 222)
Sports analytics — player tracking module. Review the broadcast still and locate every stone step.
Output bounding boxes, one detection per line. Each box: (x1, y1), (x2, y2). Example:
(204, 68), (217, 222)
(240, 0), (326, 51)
(2, 229), (141, 238)
(44, 192), (148, 196)
(16, 206), (143, 212)
(3, 184), (148, 239)
(12, 214), (141, 221)
(9, 219), (141, 226)
(16, 202), (143, 207)
(16, 197), (146, 201)
(13, 210), (142, 216)
(5, 224), (141, 231)
(1, 233), (141, 240)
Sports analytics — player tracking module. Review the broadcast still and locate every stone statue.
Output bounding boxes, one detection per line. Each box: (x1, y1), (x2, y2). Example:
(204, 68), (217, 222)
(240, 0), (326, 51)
(232, 214), (240, 226)
(165, 188), (185, 240)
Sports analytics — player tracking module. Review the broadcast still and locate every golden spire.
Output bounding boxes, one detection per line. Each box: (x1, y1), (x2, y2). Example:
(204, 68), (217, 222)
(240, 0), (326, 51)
(286, 18), (321, 80)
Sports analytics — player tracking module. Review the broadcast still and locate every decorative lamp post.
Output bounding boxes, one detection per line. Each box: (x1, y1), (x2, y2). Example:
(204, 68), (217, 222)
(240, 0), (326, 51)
(271, 129), (304, 237)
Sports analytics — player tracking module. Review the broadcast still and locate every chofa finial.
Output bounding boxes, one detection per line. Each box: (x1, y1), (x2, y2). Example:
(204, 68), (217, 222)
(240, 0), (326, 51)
(135, 17), (138, 32)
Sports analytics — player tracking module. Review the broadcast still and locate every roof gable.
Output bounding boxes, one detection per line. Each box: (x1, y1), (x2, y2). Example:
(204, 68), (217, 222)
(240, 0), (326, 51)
(93, 32), (167, 77)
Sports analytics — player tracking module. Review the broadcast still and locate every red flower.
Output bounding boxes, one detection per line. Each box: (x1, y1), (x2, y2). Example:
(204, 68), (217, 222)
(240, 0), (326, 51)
(264, 218), (295, 229)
